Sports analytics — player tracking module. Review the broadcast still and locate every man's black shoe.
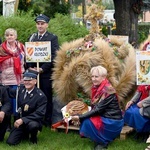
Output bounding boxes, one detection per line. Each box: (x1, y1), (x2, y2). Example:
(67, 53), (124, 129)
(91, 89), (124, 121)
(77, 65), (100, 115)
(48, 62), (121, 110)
(30, 137), (37, 144)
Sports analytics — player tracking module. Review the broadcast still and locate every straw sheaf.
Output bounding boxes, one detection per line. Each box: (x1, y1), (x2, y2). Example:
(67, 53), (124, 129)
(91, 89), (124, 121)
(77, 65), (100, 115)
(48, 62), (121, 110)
(52, 38), (84, 86)
(115, 47), (136, 101)
(52, 37), (136, 104)
(109, 36), (125, 46)
(117, 44), (130, 59)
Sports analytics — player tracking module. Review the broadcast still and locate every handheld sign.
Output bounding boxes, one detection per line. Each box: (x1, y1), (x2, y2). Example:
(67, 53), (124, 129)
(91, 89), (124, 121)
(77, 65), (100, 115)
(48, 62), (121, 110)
(25, 41), (51, 88)
(25, 41), (51, 62)
(136, 51), (150, 85)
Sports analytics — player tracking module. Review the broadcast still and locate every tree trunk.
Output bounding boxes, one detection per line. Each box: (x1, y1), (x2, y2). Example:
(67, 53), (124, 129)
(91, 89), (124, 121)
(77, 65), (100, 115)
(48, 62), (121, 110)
(113, 0), (139, 47)
(82, 0), (86, 24)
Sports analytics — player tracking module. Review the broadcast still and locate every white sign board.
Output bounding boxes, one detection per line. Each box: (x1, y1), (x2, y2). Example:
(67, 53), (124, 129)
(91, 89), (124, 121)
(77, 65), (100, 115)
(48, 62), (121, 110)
(136, 51), (150, 85)
(25, 41), (51, 62)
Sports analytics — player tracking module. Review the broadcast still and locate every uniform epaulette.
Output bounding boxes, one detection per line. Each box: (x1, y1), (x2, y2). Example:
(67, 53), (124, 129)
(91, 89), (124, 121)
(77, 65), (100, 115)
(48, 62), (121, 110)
(49, 32), (56, 36)
(21, 89), (25, 93)
(37, 89), (43, 96)
(28, 33), (37, 42)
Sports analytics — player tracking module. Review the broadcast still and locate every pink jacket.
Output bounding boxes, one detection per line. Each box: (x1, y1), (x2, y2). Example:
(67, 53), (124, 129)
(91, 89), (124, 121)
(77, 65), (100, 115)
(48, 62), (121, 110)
(0, 41), (25, 85)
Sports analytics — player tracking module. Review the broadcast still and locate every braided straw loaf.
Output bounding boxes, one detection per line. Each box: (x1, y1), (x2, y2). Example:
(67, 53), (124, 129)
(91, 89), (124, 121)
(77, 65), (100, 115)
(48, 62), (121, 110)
(66, 100), (89, 116)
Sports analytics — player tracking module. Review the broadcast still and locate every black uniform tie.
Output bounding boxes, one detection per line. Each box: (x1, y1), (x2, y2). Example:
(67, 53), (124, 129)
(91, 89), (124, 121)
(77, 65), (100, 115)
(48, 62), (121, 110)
(24, 92), (29, 99)
(38, 35), (42, 40)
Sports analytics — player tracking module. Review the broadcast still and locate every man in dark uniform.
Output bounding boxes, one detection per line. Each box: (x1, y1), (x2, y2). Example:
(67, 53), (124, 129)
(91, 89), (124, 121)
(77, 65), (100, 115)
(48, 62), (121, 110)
(0, 82), (11, 141)
(6, 69), (47, 145)
(27, 14), (59, 127)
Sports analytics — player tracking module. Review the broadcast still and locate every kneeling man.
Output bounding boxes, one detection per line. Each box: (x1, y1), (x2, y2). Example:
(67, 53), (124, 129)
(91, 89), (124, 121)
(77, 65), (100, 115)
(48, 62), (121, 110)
(7, 69), (47, 145)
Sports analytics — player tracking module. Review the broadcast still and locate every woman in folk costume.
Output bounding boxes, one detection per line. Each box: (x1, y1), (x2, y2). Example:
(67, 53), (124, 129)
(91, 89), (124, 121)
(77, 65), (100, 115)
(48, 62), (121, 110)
(124, 85), (150, 141)
(124, 39), (150, 143)
(72, 65), (124, 150)
(0, 28), (25, 128)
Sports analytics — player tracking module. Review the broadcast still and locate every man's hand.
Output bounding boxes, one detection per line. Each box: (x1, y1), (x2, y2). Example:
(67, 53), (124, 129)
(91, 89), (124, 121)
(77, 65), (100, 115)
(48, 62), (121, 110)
(71, 116), (80, 126)
(29, 67), (43, 73)
(71, 116), (79, 121)
(14, 119), (23, 128)
(0, 111), (5, 123)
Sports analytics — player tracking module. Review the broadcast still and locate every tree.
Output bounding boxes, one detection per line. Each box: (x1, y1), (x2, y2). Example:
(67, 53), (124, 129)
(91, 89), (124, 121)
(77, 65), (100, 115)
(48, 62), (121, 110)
(44, 0), (70, 18)
(113, 0), (150, 46)
(18, 0), (32, 12)
(13, 0), (70, 18)
(31, 0), (48, 15)
(142, 0), (150, 11)
(113, 0), (140, 47)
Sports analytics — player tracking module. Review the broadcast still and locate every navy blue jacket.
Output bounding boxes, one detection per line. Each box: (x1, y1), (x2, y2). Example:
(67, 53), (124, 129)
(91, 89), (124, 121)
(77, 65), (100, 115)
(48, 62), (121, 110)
(8, 85), (47, 125)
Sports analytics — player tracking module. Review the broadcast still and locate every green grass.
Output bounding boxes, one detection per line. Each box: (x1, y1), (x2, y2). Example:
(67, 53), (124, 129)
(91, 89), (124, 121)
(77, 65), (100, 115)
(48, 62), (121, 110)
(0, 127), (148, 150)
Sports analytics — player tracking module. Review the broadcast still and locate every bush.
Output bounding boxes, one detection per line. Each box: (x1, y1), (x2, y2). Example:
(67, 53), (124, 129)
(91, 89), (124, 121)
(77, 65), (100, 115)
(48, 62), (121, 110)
(0, 12), (36, 43)
(0, 12), (89, 45)
(138, 22), (150, 43)
(50, 13), (89, 44)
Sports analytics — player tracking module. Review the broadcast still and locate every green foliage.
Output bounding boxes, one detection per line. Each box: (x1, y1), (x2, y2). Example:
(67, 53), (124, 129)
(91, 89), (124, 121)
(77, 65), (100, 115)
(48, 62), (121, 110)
(0, 12), (36, 43)
(100, 23), (114, 36)
(31, 1), (47, 15)
(44, 0), (71, 18)
(0, 13), (89, 45)
(77, 93), (91, 105)
(100, 22), (150, 44)
(18, 0), (32, 12)
(101, 25), (108, 36)
(49, 13), (89, 44)
(6, 0), (71, 19)
(138, 22), (150, 43)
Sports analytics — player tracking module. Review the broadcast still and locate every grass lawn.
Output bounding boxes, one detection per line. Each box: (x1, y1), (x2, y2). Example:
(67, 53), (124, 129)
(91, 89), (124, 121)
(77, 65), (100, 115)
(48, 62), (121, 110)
(0, 127), (148, 150)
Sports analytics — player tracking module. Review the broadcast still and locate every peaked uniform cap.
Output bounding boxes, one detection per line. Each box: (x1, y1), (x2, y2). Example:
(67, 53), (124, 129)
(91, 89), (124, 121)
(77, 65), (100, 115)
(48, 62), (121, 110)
(34, 14), (50, 23)
(23, 69), (39, 80)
